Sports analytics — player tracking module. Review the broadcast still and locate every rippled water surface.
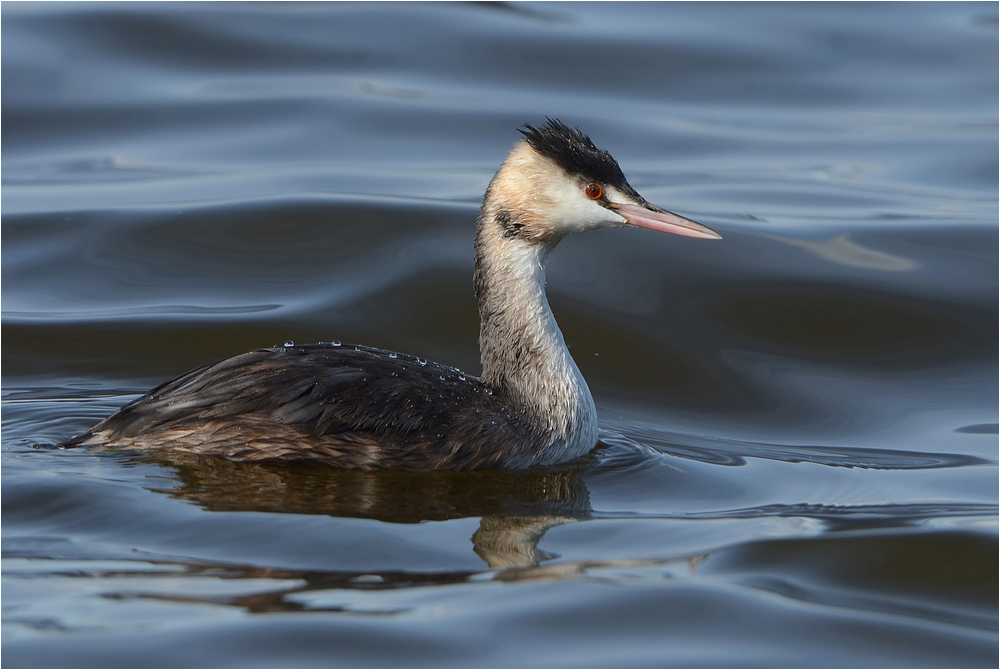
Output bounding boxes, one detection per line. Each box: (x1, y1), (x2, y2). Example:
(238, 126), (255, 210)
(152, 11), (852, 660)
(3, 3), (998, 667)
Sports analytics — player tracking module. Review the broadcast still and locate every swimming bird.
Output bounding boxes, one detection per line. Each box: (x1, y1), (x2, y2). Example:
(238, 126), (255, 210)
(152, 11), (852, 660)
(65, 120), (720, 470)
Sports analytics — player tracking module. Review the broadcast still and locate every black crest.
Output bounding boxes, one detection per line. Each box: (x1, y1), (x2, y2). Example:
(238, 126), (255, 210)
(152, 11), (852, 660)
(520, 119), (636, 195)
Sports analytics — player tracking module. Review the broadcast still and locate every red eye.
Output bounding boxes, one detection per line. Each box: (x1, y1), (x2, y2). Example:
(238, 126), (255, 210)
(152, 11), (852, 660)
(585, 183), (603, 200)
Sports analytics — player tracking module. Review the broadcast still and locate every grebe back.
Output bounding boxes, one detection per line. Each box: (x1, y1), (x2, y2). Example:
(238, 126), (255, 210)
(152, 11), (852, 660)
(65, 120), (720, 470)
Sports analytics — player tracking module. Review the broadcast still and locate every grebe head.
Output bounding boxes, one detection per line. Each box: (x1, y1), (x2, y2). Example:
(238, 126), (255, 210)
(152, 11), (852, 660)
(483, 118), (721, 243)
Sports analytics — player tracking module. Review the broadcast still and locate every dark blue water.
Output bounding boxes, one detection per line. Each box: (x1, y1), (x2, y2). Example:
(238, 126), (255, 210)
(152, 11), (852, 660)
(3, 3), (997, 667)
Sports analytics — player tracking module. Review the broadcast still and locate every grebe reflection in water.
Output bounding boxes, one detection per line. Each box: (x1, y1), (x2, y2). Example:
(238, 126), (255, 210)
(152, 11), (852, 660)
(65, 120), (721, 470)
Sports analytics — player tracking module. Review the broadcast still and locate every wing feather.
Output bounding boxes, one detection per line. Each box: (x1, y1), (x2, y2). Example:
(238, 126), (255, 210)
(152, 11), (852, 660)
(66, 344), (540, 470)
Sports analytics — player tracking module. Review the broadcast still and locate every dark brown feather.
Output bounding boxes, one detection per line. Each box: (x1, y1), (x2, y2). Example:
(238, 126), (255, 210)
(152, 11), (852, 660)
(65, 344), (547, 471)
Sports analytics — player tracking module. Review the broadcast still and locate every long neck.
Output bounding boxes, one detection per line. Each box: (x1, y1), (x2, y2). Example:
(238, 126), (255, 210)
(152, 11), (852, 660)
(473, 209), (598, 462)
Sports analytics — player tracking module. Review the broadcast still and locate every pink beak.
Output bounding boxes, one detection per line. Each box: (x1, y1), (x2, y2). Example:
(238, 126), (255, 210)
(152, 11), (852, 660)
(611, 202), (722, 240)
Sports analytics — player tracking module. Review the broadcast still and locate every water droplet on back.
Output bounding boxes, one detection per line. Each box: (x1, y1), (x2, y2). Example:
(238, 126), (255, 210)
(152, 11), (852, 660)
(284, 340), (294, 347)
(417, 358), (427, 366)
(388, 352), (397, 359)
(331, 340), (341, 347)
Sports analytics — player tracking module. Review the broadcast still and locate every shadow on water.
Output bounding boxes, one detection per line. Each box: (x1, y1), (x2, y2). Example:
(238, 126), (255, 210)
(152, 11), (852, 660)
(136, 449), (594, 570)
(27, 446), (714, 620)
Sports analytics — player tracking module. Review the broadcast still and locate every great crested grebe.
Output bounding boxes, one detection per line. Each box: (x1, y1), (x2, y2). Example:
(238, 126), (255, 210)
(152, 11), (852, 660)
(65, 120), (720, 470)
